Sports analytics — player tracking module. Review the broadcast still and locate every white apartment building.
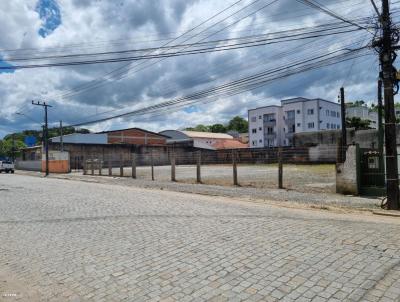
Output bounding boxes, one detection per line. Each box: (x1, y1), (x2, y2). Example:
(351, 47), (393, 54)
(248, 97), (342, 148)
(346, 105), (378, 129)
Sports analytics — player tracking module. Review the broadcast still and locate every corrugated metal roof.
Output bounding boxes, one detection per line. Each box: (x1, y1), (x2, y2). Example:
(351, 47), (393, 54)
(181, 131), (234, 139)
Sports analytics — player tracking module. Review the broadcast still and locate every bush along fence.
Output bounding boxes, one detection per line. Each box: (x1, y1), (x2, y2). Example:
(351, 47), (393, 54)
(81, 146), (342, 192)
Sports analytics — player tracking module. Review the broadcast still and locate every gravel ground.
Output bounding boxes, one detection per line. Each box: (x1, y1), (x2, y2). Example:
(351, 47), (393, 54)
(0, 174), (399, 301)
(91, 164), (336, 194)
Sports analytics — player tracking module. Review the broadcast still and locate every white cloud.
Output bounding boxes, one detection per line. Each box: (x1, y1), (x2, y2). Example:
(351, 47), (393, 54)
(0, 0), (382, 138)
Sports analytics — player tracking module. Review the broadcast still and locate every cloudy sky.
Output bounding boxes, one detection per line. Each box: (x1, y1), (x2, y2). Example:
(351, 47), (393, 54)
(0, 0), (394, 138)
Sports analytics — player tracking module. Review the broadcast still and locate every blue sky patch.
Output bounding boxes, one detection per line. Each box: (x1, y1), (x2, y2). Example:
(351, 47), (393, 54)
(0, 59), (15, 74)
(36, 0), (62, 38)
(184, 106), (198, 114)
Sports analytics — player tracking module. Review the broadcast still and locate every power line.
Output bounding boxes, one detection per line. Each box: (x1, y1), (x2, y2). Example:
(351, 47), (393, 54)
(66, 46), (369, 127)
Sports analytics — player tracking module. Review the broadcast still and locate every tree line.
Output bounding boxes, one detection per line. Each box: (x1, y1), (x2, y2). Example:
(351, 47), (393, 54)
(184, 116), (248, 134)
(0, 127), (90, 159)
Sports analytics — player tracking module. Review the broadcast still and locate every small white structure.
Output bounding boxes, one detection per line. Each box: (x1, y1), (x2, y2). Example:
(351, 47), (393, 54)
(248, 97), (342, 148)
(346, 105), (379, 129)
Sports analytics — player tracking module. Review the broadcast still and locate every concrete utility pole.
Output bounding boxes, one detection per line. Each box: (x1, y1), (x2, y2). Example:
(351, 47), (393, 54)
(340, 87), (347, 162)
(377, 0), (400, 210)
(378, 80), (384, 155)
(32, 101), (52, 176)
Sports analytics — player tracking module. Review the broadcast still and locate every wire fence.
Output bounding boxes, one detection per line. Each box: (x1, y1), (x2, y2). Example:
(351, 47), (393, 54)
(82, 146), (342, 193)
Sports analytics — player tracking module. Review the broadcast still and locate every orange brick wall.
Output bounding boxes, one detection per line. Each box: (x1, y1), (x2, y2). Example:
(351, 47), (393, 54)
(41, 160), (70, 173)
(107, 129), (166, 145)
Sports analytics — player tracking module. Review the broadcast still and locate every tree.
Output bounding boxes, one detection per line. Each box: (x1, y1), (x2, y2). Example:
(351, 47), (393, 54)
(227, 116), (248, 133)
(0, 138), (26, 159)
(209, 124), (227, 133)
(185, 124), (210, 132)
(346, 117), (371, 130)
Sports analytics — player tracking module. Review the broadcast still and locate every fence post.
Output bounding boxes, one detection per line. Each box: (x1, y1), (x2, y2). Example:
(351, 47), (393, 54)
(83, 157), (87, 175)
(120, 154), (124, 177)
(91, 157), (94, 176)
(171, 151), (176, 182)
(132, 153), (137, 179)
(151, 150), (154, 181)
(196, 151), (201, 183)
(278, 148), (283, 189)
(99, 158), (102, 176)
(107, 157), (112, 176)
(232, 150), (238, 186)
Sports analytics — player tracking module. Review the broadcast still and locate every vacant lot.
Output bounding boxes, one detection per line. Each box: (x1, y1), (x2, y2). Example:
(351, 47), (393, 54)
(95, 164), (336, 194)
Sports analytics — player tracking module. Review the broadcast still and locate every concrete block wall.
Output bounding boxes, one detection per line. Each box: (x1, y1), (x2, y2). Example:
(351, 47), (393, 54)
(336, 145), (358, 195)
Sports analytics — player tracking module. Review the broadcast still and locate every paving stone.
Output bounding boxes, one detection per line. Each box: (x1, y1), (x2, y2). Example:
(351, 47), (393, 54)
(0, 174), (399, 301)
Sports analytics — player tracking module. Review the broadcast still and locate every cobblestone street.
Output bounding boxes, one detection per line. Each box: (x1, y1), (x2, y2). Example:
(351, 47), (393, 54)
(1, 174), (400, 301)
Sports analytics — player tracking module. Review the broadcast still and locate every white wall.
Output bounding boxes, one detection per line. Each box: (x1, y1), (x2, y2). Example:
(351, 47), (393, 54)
(318, 99), (342, 131)
(248, 106), (283, 148)
(249, 98), (342, 147)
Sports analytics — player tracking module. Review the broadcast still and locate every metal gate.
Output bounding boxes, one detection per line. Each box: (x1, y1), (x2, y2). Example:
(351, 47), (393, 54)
(359, 148), (386, 196)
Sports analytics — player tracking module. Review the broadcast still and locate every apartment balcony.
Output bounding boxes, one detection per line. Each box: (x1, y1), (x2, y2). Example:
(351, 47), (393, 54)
(285, 132), (294, 139)
(284, 118), (295, 126)
(263, 120), (277, 127)
(264, 133), (277, 140)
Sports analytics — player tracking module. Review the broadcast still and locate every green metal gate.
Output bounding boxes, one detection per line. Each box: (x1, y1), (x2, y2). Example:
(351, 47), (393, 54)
(358, 148), (386, 196)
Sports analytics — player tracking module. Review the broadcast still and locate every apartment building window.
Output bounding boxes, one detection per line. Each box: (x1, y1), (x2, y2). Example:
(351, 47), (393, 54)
(337, 112), (340, 118)
(327, 123), (330, 129)
(252, 129), (257, 134)
(252, 140), (257, 146)
(287, 111), (295, 119)
(267, 127), (274, 134)
(259, 127), (262, 131)
(297, 123), (301, 127)
(259, 116), (262, 119)
(308, 122), (315, 129)
(326, 109), (329, 116)
(297, 110), (301, 114)
(307, 109), (314, 115)
(259, 140), (263, 143)
(331, 110), (336, 117)
(251, 116), (257, 122)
